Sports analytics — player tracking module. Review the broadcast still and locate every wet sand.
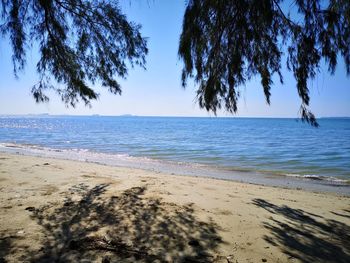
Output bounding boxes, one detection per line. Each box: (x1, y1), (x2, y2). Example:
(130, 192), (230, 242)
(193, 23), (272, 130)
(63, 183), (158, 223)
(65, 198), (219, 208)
(0, 152), (349, 262)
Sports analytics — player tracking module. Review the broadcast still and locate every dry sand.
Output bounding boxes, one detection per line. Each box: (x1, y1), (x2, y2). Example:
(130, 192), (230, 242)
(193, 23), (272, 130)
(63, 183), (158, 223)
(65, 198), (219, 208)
(0, 152), (349, 262)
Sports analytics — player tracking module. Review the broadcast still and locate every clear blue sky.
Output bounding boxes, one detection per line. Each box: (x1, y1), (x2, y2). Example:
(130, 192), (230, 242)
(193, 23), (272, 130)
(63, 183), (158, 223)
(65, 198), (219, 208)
(0, 1), (349, 117)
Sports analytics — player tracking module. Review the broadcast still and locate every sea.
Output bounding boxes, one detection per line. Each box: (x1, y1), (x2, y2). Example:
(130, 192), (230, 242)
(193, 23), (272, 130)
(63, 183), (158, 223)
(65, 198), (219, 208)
(0, 116), (349, 194)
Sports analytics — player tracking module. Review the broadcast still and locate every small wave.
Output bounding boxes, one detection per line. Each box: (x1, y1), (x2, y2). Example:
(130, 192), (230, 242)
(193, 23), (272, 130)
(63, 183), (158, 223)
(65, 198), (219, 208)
(0, 142), (52, 151)
(284, 173), (349, 183)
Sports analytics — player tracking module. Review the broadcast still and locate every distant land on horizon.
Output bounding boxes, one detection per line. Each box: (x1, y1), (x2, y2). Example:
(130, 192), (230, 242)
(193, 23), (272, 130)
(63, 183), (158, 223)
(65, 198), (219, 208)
(0, 114), (350, 119)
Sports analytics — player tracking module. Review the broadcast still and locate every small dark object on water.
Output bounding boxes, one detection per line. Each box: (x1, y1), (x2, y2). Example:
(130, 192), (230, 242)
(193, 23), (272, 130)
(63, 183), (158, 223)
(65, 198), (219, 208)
(25, 206), (35, 212)
(188, 239), (200, 247)
(43, 163), (50, 165)
(262, 259), (267, 262)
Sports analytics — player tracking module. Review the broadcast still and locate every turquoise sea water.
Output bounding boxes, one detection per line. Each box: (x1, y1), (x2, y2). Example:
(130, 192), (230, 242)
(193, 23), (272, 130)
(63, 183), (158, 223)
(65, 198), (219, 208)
(0, 116), (349, 189)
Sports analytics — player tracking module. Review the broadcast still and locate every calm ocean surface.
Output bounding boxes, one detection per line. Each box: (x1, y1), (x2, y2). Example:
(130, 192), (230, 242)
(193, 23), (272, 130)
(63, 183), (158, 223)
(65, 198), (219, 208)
(0, 116), (349, 189)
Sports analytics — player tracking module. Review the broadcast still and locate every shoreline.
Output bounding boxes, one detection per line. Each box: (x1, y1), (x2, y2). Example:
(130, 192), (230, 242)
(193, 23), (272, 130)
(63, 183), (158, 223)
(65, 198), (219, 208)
(1, 143), (349, 196)
(0, 152), (349, 262)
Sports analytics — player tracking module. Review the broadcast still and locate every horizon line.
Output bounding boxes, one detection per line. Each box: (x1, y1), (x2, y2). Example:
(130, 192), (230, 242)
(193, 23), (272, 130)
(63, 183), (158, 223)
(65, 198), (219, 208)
(0, 114), (349, 119)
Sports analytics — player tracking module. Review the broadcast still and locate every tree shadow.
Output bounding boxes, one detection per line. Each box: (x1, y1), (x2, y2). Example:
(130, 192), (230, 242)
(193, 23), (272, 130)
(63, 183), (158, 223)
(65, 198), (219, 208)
(331, 210), (350, 219)
(17, 183), (223, 262)
(252, 198), (350, 263)
(0, 235), (14, 263)
(0, 230), (28, 262)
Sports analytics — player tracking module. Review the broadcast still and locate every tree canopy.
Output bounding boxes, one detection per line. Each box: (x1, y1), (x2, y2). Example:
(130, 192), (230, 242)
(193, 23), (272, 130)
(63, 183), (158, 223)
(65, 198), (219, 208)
(1, 1), (349, 125)
(0, 0), (147, 106)
(179, 0), (350, 126)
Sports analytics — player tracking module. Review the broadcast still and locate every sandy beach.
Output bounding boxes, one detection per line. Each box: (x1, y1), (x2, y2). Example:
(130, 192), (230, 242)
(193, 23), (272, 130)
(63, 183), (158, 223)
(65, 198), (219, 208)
(0, 152), (349, 262)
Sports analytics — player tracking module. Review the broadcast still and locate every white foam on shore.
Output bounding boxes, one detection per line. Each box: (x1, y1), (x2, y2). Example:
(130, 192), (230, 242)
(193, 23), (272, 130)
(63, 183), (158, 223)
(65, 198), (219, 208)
(0, 142), (211, 176)
(284, 173), (349, 183)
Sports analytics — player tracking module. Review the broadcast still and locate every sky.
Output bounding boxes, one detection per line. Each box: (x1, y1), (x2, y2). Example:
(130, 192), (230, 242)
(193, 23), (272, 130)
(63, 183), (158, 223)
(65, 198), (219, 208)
(0, 1), (349, 117)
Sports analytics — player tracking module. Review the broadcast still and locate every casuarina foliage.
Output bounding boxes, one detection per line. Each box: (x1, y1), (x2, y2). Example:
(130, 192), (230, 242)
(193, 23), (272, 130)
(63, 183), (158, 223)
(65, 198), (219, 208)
(179, 0), (350, 126)
(0, 0), (148, 106)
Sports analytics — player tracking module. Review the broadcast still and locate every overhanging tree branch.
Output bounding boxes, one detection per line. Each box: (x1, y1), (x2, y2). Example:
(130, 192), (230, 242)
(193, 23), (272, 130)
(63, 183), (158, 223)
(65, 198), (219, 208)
(179, 0), (350, 127)
(1, 0), (148, 106)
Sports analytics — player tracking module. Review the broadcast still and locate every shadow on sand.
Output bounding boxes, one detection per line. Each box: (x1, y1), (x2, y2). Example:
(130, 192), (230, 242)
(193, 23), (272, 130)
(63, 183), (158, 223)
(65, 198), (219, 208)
(13, 183), (223, 262)
(252, 198), (350, 263)
(0, 235), (14, 263)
